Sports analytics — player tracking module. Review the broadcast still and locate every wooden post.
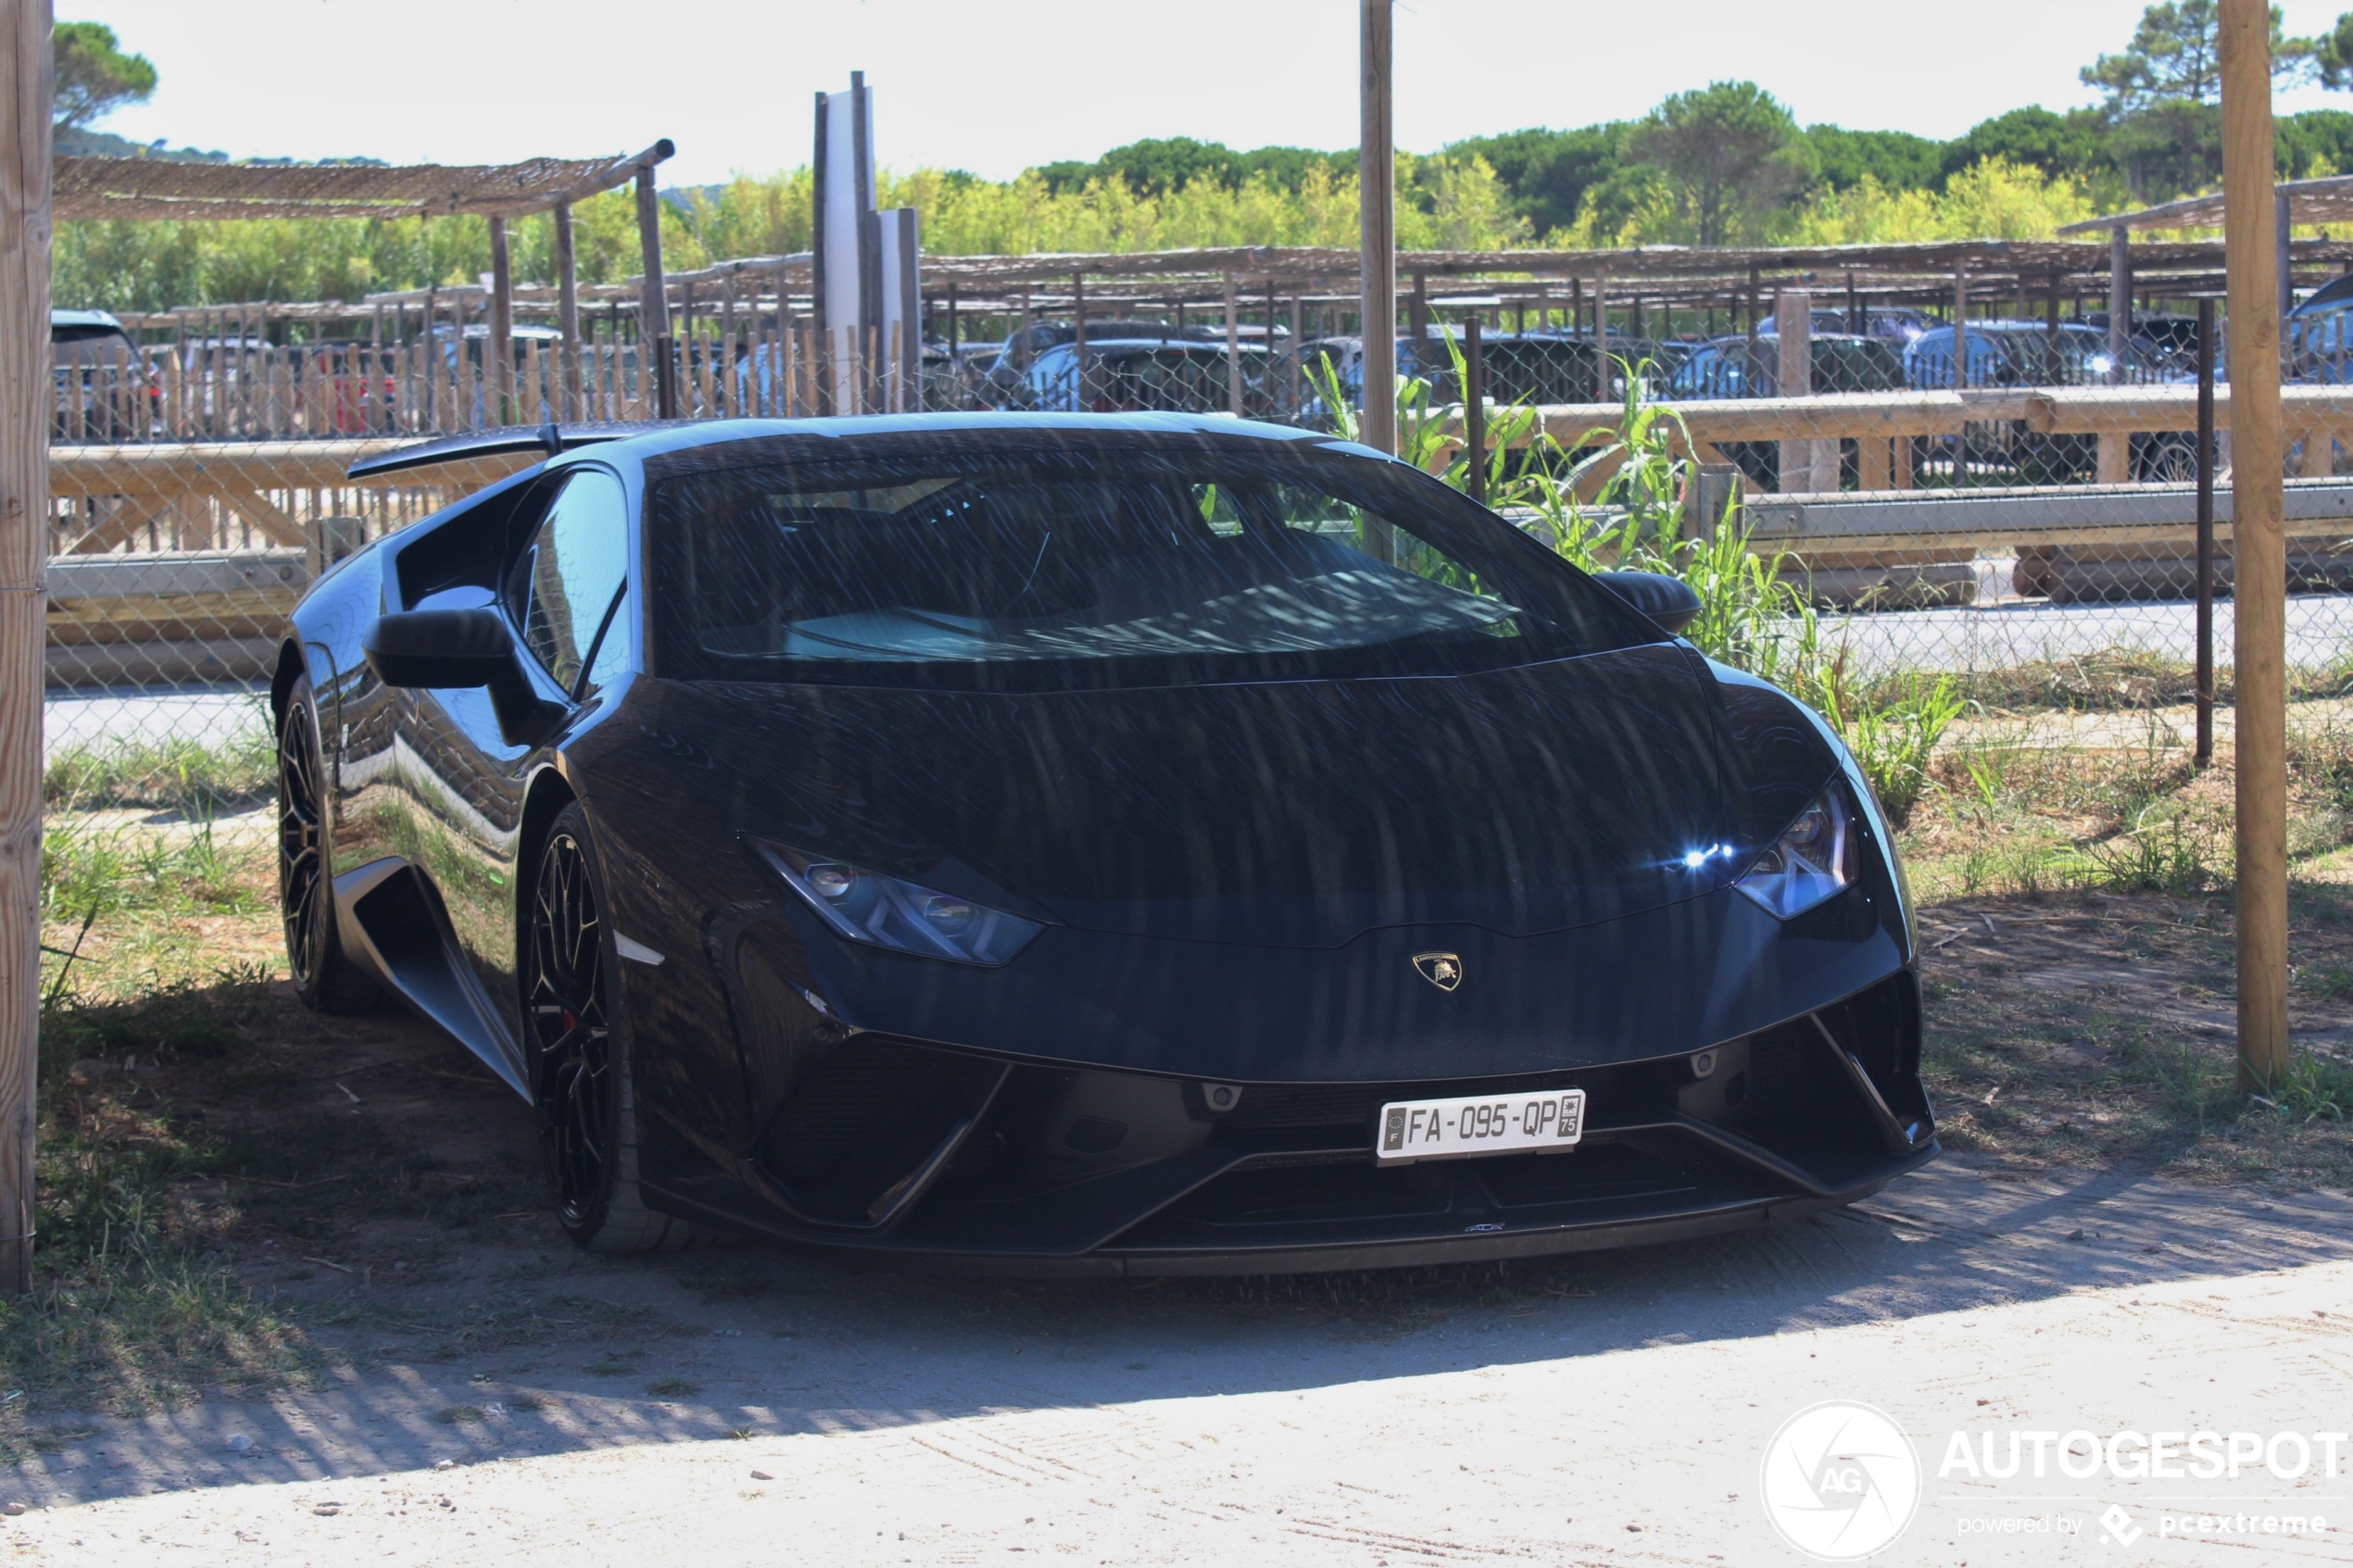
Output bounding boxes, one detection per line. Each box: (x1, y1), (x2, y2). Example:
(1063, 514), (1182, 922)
(487, 215), (515, 425)
(2196, 295), (2217, 769)
(2277, 186), (2295, 323)
(635, 162), (673, 418)
(1593, 275), (1609, 400)
(2222, 0), (2289, 1092)
(0, 0), (48, 1296)
(1776, 290), (1822, 493)
(1950, 272), (1968, 391)
(1464, 316), (1486, 503)
(2045, 270), (2061, 380)
(1358, 0), (1397, 461)
(1223, 269), (1240, 415)
(2101, 224), (2133, 481)
(1073, 271), (1088, 408)
(1951, 271), (1969, 488)
(1287, 291), (1302, 419)
(553, 200), (581, 421)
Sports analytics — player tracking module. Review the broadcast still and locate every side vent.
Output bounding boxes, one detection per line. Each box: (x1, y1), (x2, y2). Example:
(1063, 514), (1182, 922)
(754, 1039), (1008, 1227)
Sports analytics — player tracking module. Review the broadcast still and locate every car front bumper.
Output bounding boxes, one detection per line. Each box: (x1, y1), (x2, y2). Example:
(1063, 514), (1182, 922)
(641, 967), (1936, 1276)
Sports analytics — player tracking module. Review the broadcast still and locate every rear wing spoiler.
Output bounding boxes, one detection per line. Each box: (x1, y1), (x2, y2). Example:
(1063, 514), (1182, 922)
(346, 421), (684, 480)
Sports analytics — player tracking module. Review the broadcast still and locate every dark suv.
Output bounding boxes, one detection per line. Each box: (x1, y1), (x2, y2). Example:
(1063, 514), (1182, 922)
(53, 308), (158, 442)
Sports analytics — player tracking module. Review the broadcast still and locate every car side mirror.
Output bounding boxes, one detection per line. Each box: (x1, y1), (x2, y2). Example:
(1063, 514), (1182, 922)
(1593, 571), (1704, 637)
(362, 608), (567, 747)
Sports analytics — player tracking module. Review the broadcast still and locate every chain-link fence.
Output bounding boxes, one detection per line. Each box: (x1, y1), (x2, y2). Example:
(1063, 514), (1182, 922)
(44, 257), (2353, 822)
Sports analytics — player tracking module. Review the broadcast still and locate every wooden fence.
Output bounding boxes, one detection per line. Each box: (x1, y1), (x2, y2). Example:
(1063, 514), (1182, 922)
(41, 383), (2353, 687)
(53, 320), (924, 445)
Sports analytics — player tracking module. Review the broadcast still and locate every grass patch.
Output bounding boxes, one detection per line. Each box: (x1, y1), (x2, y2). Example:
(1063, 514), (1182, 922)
(644, 1376), (700, 1397)
(45, 729), (274, 816)
(1, 979), (323, 1416)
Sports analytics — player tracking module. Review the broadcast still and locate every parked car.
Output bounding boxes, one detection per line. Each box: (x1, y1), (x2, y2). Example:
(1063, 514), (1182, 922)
(1905, 322), (2196, 483)
(296, 412), (1934, 1265)
(1901, 321), (2125, 390)
(1667, 333), (1906, 491)
(1294, 332), (1673, 424)
(2286, 275), (2353, 383)
(1756, 307), (1938, 345)
(52, 307), (158, 442)
(984, 320), (1219, 395)
(1669, 333), (1906, 400)
(1021, 338), (1273, 414)
(2077, 310), (2202, 374)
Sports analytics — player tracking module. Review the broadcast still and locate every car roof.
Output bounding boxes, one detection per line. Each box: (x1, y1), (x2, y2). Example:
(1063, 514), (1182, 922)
(1693, 332), (1883, 347)
(2296, 273), (2353, 314)
(348, 412), (1364, 481)
(51, 308), (124, 331)
(1038, 337), (1267, 356)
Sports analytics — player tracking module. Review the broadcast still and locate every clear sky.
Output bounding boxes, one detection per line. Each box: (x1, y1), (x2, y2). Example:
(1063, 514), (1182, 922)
(61, 0), (2353, 184)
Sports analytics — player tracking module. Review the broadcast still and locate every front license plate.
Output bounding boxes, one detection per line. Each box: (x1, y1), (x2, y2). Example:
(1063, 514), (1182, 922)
(1375, 1088), (1586, 1163)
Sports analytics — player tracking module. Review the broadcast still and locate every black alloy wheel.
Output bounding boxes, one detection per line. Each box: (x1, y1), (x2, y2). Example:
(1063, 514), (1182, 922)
(278, 699), (328, 986)
(531, 822), (616, 1233)
(525, 803), (720, 1252)
(278, 679), (375, 1013)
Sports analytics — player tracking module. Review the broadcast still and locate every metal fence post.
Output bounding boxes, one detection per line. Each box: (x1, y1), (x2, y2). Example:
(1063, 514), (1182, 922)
(2196, 295), (2217, 769)
(1465, 316), (1486, 504)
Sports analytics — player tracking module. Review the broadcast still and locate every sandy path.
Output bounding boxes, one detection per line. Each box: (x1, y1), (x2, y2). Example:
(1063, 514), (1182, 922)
(6, 1157), (2350, 1565)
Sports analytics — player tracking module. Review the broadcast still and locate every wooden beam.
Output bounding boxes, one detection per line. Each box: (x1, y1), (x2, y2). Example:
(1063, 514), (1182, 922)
(1365, 1), (1392, 465)
(487, 215), (515, 424)
(553, 200), (582, 420)
(0, 0), (47, 1297)
(2222, 0), (2289, 1091)
(2101, 223), (2131, 482)
(635, 162), (673, 417)
(1358, 0), (1396, 454)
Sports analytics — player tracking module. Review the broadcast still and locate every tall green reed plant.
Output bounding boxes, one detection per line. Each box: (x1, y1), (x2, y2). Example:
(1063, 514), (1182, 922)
(1384, 348), (1967, 822)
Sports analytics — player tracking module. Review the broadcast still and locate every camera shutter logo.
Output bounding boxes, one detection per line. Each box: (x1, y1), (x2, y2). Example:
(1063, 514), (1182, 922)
(1759, 1400), (1921, 1561)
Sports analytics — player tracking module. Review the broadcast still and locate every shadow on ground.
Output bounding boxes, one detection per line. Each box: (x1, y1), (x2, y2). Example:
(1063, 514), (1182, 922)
(14, 884), (2353, 1510)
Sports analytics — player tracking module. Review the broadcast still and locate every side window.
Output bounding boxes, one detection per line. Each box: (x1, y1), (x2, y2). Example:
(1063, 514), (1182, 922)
(510, 469), (631, 696)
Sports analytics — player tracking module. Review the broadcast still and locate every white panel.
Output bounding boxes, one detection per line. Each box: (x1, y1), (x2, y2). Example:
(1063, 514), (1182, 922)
(818, 87), (868, 412)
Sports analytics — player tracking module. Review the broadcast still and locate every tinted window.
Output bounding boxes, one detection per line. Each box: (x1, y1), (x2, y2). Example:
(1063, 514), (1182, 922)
(651, 445), (1653, 692)
(509, 468), (631, 695)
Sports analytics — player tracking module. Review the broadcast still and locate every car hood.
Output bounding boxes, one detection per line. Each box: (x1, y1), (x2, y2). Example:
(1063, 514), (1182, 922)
(670, 643), (1828, 947)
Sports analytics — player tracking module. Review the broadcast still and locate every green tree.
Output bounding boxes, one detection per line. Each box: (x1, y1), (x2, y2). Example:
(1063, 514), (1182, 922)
(1938, 107), (2113, 186)
(1437, 124), (1630, 239)
(1802, 126), (1943, 193)
(1622, 82), (1811, 246)
(53, 20), (156, 131)
(2082, 2), (2317, 113)
(2319, 10), (2353, 87)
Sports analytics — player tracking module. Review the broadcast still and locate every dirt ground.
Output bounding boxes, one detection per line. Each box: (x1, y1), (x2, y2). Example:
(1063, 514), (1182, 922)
(11, 800), (2353, 1562)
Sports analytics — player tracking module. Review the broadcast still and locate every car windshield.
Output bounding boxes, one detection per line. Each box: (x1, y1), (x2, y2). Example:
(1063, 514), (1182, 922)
(651, 444), (1651, 690)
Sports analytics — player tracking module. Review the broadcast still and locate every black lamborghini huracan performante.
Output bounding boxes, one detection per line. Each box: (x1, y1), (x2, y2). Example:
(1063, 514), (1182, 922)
(274, 414), (1934, 1273)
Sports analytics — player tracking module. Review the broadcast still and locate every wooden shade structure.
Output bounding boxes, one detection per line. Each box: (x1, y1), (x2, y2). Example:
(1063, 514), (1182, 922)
(2056, 172), (2353, 236)
(50, 146), (673, 223)
(57, 144), (676, 421)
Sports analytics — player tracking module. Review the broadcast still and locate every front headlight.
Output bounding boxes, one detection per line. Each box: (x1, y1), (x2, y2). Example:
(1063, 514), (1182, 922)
(1735, 786), (1859, 920)
(753, 841), (1042, 966)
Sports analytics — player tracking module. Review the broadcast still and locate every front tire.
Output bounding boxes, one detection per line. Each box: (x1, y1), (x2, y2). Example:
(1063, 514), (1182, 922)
(527, 802), (721, 1253)
(278, 676), (379, 1014)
